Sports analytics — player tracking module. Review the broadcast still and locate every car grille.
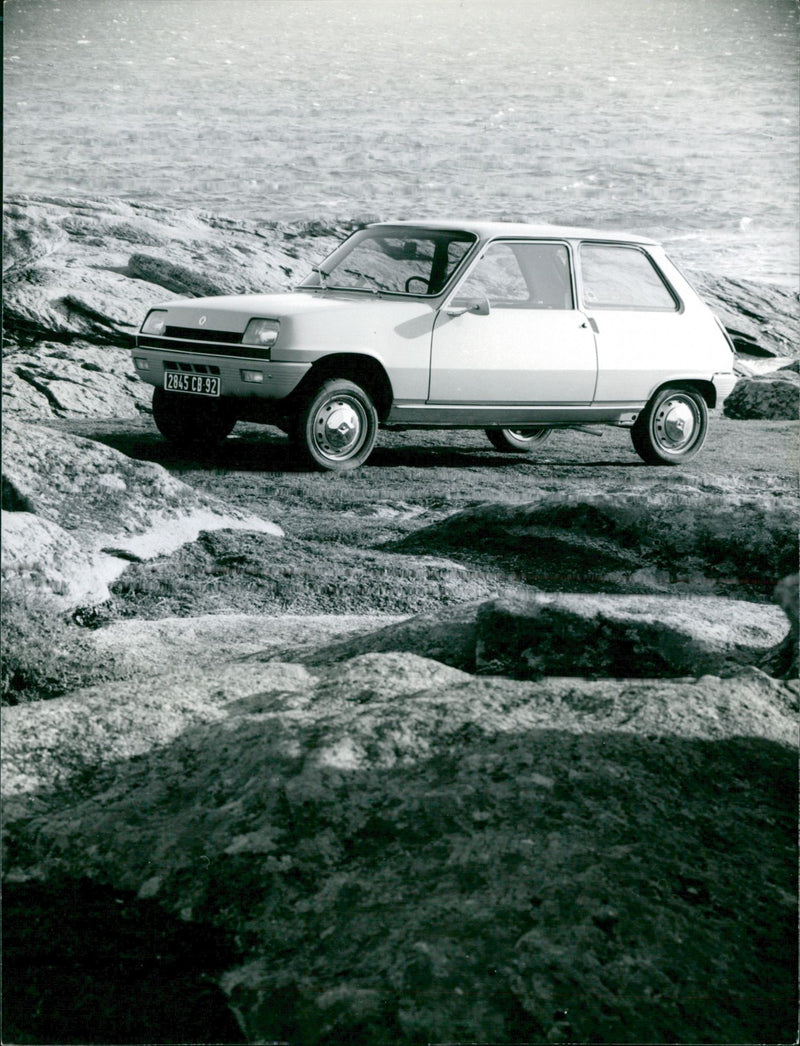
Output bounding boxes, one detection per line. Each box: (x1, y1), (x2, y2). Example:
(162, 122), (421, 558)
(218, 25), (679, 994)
(164, 325), (242, 344)
(137, 333), (270, 360)
(163, 360), (221, 375)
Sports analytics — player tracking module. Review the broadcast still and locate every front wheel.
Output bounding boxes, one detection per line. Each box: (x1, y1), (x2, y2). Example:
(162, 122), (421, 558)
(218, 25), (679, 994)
(294, 378), (379, 470)
(630, 387), (708, 465)
(152, 386), (237, 446)
(486, 427), (552, 453)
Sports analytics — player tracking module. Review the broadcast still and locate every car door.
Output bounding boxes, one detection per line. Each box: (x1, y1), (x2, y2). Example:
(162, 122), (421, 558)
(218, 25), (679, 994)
(577, 242), (687, 404)
(428, 240), (597, 405)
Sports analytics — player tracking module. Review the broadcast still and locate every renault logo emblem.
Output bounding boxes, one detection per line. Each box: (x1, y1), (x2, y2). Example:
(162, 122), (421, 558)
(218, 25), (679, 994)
(198, 315), (207, 326)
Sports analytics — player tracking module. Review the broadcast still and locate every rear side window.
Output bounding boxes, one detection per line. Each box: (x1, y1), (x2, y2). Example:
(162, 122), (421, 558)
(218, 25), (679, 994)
(579, 244), (678, 310)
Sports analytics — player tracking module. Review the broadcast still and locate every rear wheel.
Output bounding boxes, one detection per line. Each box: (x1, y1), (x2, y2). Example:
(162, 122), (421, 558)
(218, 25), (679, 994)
(631, 386), (708, 464)
(152, 386), (237, 446)
(486, 427), (552, 453)
(294, 378), (378, 471)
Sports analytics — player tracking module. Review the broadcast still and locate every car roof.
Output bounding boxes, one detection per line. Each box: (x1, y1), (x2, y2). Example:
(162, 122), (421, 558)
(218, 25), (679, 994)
(366, 218), (660, 246)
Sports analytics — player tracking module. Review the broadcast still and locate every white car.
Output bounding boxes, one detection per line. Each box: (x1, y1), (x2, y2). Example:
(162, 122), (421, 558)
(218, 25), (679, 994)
(133, 220), (737, 470)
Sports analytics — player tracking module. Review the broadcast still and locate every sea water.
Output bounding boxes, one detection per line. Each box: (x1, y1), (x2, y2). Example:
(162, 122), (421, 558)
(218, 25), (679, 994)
(4, 0), (798, 284)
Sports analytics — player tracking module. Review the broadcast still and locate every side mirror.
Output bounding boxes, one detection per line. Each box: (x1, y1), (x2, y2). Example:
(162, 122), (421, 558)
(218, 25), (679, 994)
(445, 296), (491, 317)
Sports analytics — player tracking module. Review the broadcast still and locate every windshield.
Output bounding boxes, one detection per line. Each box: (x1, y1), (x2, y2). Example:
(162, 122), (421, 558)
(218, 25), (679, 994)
(299, 227), (477, 296)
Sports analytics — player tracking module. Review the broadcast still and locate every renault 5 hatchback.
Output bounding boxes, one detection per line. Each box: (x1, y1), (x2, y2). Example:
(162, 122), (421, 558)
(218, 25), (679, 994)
(133, 220), (737, 470)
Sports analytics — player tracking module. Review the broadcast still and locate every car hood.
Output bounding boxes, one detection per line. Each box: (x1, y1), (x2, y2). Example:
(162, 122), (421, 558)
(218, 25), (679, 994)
(151, 291), (431, 332)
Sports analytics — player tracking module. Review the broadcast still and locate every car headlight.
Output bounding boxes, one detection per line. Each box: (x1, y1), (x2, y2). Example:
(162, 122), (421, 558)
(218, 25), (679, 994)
(141, 309), (168, 335)
(243, 318), (280, 349)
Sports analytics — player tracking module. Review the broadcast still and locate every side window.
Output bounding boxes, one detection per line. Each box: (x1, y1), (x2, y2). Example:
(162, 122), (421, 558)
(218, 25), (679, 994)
(456, 243), (528, 304)
(580, 244), (678, 310)
(454, 242), (573, 309)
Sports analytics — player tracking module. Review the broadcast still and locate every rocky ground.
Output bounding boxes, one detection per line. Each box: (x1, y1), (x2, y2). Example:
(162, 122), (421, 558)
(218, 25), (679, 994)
(2, 195), (799, 1045)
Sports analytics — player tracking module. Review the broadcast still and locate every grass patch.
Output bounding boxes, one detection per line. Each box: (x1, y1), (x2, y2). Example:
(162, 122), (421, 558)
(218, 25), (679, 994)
(106, 528), (518, 620)
(395, 492), (799, 599)
(1, 584), (120, 704)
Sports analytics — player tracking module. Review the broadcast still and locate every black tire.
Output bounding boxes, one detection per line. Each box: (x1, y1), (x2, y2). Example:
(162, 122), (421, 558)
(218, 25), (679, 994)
(486, 427), (552, 453)
(152, 386), (236, 446)
(293, 378), (378, 471)
(630, 386), (708, 465)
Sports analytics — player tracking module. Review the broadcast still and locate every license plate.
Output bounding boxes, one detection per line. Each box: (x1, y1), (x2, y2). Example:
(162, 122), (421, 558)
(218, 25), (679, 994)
(164, 372), (220, 397)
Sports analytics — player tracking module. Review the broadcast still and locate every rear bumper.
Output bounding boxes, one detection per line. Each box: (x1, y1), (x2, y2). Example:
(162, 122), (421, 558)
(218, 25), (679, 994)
(712, 371), (738, 404)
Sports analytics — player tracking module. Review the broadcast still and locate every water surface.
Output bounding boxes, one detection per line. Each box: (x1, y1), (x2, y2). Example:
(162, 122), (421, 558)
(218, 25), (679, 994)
(4, 0), (798, 282)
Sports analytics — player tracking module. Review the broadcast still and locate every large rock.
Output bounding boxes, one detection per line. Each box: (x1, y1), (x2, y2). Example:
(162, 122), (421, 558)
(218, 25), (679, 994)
(691, 270), (800, 358)
(723, 369), (800, 420)
(3, 653), (796, 1044)
(762, 574), (799, 678)
(2, 195), (348, 352)
(1, 418), (282, 606)
(2, 340), (151, 419)
(473, 592), (789, 678)
(303, 591), (790, 679)
(2, 512), (119, 608)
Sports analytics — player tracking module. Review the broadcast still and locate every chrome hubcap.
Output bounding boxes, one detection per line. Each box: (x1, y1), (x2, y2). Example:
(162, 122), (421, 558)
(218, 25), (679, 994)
(654, 397), (697, 450)
(508, 427), (548, 443)
(313, 397), (365, 459)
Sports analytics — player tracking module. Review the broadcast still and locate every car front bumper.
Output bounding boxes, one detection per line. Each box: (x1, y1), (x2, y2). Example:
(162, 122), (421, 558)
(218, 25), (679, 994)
(131, 345), (310, 401)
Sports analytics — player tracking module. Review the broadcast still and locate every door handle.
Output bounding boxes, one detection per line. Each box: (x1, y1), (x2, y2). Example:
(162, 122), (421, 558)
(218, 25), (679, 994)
(445, 298), (490, 318)
(581, 317), (600, 333)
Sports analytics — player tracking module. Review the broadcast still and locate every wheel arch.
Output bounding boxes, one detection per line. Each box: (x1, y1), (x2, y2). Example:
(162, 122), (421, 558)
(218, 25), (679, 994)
(290, 353), (394, 420)
(647, 377), (717, 410)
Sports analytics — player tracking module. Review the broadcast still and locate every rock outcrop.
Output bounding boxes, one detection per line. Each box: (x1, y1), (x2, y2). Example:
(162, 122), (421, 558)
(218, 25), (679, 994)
(3, 653), (797, 1045)
(762, 573), (800, 678)
(2, 340), (151, 419)
(723, 367), (800, 420)
(2, 195), (346, 346)
(300, 590), (791, 679)
(1, 417), (282, 606)
(305, 594), (786, 673)
(86, 612), (407, 679)
(473, 591), (790, 678)
(690, 270), (799, 359)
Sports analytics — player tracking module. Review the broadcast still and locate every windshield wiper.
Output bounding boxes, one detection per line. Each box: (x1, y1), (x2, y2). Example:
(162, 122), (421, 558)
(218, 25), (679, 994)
(321, 285), (383, 296)
(309, 267), (388, 296)
(340, 269), (388, 294)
